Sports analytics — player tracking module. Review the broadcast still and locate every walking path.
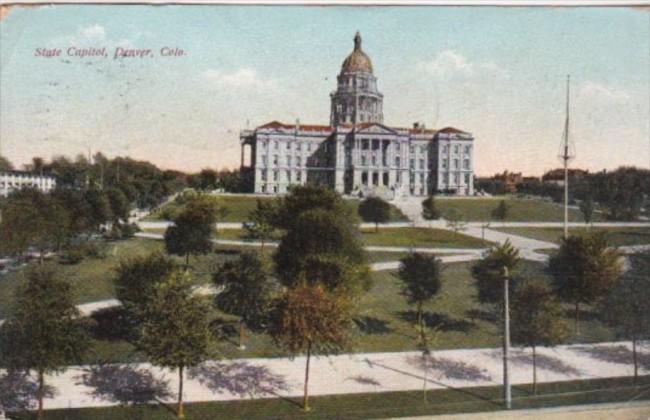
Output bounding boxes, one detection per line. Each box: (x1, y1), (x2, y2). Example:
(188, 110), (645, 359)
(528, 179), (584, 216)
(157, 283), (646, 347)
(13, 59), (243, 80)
(2, 341), (647, 411)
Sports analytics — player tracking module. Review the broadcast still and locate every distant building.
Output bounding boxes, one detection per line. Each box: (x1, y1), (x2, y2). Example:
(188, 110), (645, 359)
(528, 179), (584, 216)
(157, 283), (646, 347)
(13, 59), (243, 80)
(239, 32), (475, 197)
(0, 171), (57, 197)
(492, 171), (523, 193)
(542, 168), (589, 186)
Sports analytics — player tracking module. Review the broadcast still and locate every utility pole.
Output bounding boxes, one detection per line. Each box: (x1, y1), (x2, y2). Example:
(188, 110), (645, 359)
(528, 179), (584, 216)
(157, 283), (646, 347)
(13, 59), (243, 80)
(561, 75), (573, 240)
(503, 265), (512, 409)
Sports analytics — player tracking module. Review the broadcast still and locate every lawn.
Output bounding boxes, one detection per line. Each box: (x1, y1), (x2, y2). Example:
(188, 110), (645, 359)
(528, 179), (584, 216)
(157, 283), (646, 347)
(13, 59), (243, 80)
(77, 259), (616, 364)
(360, 228), (488, 248)
(8, 376), (649, 420)
(146, 194), (408, 223)
(0, 238), (240, 318)
(435, 198), (602, 222)
(495, 226), (650, 247)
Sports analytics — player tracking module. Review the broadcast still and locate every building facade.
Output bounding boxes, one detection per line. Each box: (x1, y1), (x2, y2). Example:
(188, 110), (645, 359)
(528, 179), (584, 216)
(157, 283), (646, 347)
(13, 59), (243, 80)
(0, 171), (57, 197)
(240, 32), (475, 197)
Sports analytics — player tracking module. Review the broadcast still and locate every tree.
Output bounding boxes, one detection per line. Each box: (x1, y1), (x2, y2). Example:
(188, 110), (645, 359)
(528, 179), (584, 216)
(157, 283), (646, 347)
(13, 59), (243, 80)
(491, 200), (509, 222)
(274, 184), (357, 231)
(579, 195), (594, 226)
(471, 240), (520, 306)
(549, 232), (622, 335)
(421, 196), (441, 222)
(0, 267), (89, 419)
(83, 188), (113, 231)
(268, 284), (349, 411)
(107, 187), (131, 223)
(164, 198), (216, 269)
(138, 271), (211, 419)
(0, 155), (14, 171)
(274, 208), (369, 294)
(214, 205), (230, 233)
(510, 280), (569, 394)
(245, 199), (277, 252)
(0, 188), (71, 262)
(358, 196), (391, 232)
(445, 208), (466, 233)
(213, 253), (277, 349)
(396, 253), (442, 346)
(599, 252), (650, 383)
(114, 252), (177, 321)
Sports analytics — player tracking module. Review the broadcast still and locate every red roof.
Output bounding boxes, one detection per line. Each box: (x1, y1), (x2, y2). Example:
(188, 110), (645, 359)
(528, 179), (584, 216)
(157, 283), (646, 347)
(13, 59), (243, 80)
(256, 121), (468, 136)
(257, 121), (332, 133)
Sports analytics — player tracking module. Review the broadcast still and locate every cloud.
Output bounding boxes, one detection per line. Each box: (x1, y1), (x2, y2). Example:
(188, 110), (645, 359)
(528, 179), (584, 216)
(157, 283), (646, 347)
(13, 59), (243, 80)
(203, 68), (277, 90)
(579, 81), (631, 102)
(79, 24), (106, 41)
(416, 50), (506, 80)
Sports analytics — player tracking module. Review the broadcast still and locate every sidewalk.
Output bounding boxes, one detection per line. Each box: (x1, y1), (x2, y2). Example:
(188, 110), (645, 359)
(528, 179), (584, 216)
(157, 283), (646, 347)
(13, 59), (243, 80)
(2, 341), (647, 411)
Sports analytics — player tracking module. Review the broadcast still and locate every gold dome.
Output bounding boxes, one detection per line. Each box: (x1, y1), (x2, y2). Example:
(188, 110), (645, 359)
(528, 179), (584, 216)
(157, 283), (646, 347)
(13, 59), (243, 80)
(341, 32), (373, 73)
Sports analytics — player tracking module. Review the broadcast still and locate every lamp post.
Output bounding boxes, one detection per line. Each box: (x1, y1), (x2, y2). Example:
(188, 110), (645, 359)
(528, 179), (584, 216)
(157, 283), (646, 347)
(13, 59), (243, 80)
(503, 265), (512, 409)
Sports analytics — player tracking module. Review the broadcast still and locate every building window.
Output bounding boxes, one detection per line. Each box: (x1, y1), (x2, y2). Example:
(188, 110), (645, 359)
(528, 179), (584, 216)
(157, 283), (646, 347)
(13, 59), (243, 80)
(286, 170), (291, 182)
(443, 173), (449, 183)
(464, 145), (471, 154)
(297, 171), (302, 182)
(297, 156), (302, 166)
(410, 159), (415, 169)
(287, 156), (292, 166)
(273, 171), (278, 181)
(372, 139), (380, 150)
(419, 159), (424, 170)
(442, 145), (448, 154)
(262, 155), (267, 165)
(464, 173), (470, 184)
(372, 172), (379, 186)
(371, 155), (376, 166)
(420, 173), (425, 184)
(361, 155), (367, 166)
(383, 172), (389, 186)
(454, 145), (460, 154)
(362, 139), (369, 150)
(395, 156), (400, 167)
(273, 155), (278, 165)
(410, 146), (415, 154)
(396, 171), (401, 183)
(410, 174), (415, 184)
(442, 159), (448, 169)
(463, 159), (470, 169)
(453, 159), (459, 169)
(454, 173), (459, 184)
(420, 146), (426, 154)
(262, 170), (267, 181)
(362, 172), (368, 185)
(297, 142), (302, 151)
(286, 142), (291, 150)
(307, 143), (312, 152)
(274, 141), (278, 150)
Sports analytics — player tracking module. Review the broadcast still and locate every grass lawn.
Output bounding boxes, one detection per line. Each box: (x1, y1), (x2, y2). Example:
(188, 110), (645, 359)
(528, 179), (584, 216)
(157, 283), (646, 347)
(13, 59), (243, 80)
(436, 198), (602, 223)
(8, 376), (649, 419)
(78, 259), (616, 364)
(360, 228), (488, 248)
(146, 194), (408, 223)
(0, 238), (240, 318)
(495, 226), (650, 247)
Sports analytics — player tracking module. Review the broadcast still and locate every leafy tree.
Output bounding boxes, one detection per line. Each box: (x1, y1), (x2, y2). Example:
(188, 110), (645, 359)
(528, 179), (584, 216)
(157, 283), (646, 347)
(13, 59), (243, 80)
(164, 198), (216, 269)
(114, 252), (177, 320)
(83, 188), (113, 231)
(245, 199), (277, 252)
(445, 208), (466, 233)
(421, 196), (441, 222)
(138, 271), (212, 419)
(0, 155), (14, 170)
(213, 253), (277, 349)
(471, 240), (520, 306)
(0, 267), (89, 419)
(599, 252), (650, 382)
(107, 187), (131, 223)
(0, 188), (71, 261)
(396, 253), (442, 346)
(549, 232), (622, 335)
(274, 185), (357, 231)
(590, 167), (647, 221)
(274, 208), (369, 294)
(510, 280), (569, 394)
(579, 195), (594, 226)
(198, 168), (219, 191)
(491, 200), (509, 222)
(358, 196), (391, 232)
(268, 284), (349, 411)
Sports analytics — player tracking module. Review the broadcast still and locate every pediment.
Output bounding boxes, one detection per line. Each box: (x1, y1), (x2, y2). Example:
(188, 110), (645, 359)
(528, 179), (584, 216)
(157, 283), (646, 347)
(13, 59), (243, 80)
(354, 123), (398, 135)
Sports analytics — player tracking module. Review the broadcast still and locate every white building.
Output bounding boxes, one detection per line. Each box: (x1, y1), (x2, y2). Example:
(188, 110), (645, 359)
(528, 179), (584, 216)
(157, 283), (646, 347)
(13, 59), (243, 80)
(0, 171), (57, 197)
(240, 32), (475, 197)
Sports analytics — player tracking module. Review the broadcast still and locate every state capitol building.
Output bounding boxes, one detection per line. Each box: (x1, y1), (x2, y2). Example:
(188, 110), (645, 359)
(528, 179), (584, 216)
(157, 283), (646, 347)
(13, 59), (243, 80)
(240, 32), (475, 197)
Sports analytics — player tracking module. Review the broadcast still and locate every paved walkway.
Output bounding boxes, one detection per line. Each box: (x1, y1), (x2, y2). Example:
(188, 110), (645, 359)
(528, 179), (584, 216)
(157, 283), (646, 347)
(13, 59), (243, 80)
(1, 341), (647, 411)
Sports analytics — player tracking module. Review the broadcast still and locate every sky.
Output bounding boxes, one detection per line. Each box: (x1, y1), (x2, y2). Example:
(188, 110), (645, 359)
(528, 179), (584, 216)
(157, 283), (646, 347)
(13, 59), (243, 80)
(0, 5), (648, 176)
